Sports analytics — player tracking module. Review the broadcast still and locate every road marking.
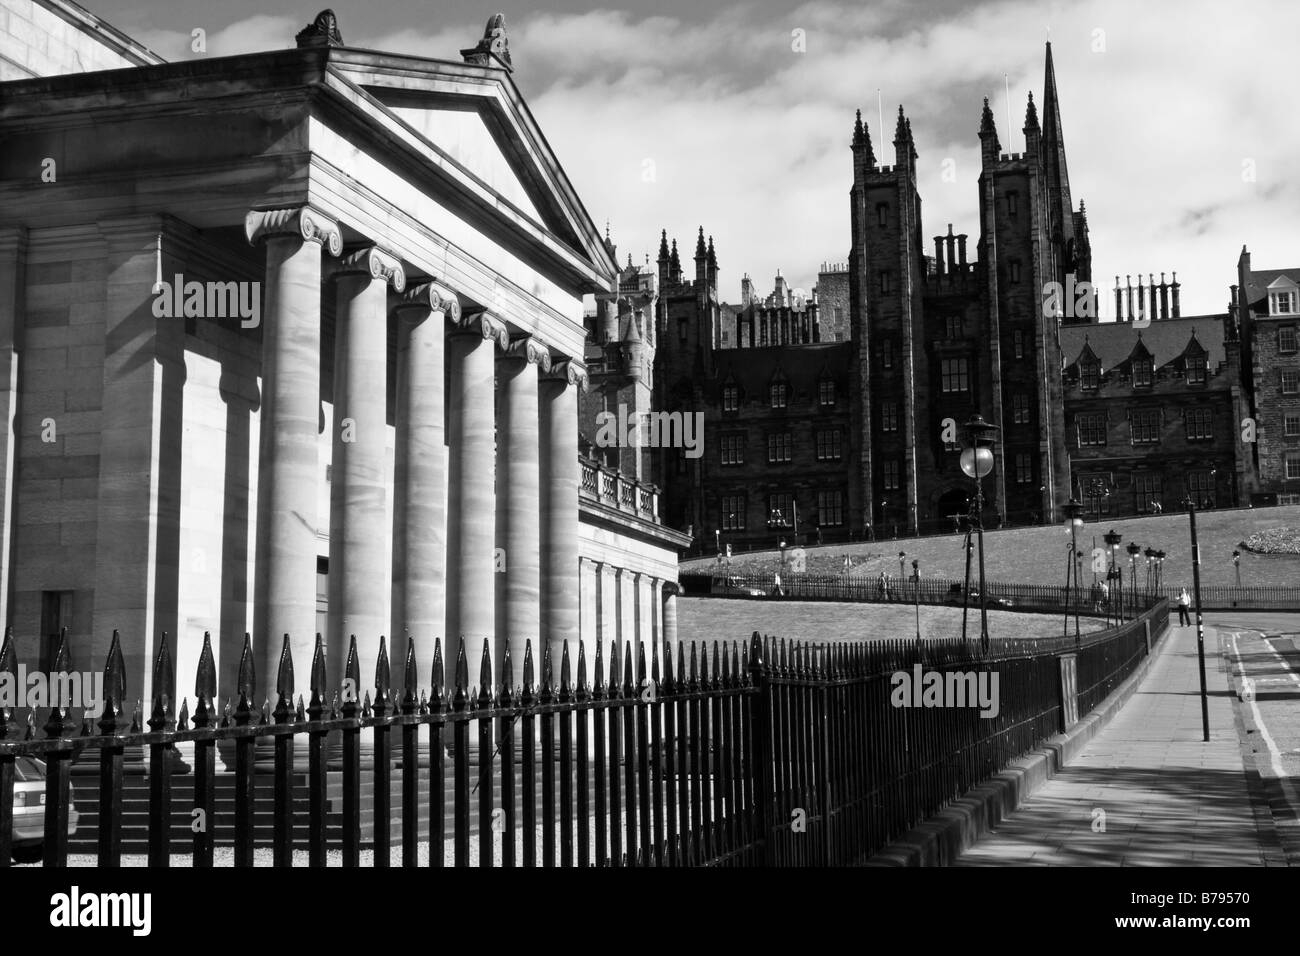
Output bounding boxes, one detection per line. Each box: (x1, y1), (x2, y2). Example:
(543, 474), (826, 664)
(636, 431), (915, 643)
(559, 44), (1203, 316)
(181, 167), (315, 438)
(1230, 631), (1300, 813)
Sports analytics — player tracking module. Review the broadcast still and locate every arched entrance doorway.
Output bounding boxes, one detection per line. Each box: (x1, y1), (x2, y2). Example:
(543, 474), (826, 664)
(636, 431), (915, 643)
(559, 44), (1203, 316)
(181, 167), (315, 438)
(935, 488), (970, 535)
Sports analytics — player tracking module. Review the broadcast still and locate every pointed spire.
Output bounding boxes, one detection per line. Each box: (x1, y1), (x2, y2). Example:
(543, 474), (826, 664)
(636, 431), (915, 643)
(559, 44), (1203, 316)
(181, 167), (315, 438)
(669, 239), (681, 275)
(980, 96), (998, 138)
(1024, 90), (1039, 130)
(1041, 40), (1075, 250)
(706, 235), (717, 270)
(694, 226), (706, 260)
(894, 103), (907, 142)
(657, 229), (670, 262)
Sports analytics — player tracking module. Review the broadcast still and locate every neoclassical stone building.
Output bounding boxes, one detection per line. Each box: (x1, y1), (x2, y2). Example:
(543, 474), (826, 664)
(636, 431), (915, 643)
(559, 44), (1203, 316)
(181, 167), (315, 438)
(0, 4), (686, 712)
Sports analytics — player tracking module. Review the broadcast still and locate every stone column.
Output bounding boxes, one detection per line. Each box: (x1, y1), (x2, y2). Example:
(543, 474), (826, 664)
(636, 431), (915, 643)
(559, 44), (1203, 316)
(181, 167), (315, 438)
(496, 337), (548, 690)
(446, 312), (507, 691)
(0, 229), (23, 631)
(246, 207), (342, 691)
(391, 283), (457, 676)
(540, 360), (585, 678)
(662, 581), (680, 657)
(327, 246), (404, 699)
(594, 560), (609, 656)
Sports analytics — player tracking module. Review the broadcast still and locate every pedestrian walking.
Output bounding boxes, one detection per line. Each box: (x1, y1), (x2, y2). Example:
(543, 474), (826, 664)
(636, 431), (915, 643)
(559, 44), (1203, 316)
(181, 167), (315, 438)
(1177, 587), (1191, 625)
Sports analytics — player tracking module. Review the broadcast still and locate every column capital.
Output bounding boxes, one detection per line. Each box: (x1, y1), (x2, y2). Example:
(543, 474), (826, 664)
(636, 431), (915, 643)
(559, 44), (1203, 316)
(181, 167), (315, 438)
(502, 335), (552, 371)
(245, 206), (343, 256)
(395, 281), (461, 322)
(542, 358), (589, 392)
(334, 246), (406, 292)
(662, 580), (681, 598)
(453, 310), (509, 349)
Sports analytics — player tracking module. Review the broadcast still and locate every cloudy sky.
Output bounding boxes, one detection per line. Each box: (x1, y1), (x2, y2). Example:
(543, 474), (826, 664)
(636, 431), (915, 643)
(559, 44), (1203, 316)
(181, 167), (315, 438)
(92, 0), (1298, 316)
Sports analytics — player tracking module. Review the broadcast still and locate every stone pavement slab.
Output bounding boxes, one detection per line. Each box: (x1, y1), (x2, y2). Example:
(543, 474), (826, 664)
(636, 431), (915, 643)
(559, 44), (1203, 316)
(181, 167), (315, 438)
(954, 624), (1269, 866)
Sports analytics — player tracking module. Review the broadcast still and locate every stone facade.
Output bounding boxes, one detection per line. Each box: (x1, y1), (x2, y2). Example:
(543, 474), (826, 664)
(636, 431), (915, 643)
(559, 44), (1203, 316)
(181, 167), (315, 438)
(0, 0), (160, 80)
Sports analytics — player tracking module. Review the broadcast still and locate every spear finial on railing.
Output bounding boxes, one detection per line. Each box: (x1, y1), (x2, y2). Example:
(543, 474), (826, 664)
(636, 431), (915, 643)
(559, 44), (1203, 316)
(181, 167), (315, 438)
(688, 641), (699, 692)
(373, 634), (392, 718)
(521, 638), (536, 706)
(700, 640), (712, 689)
(720, 641), (732, 688)
(452, 639), (468, 712)
(192, 631), (215, 729)
(418, 688), (429, 716)
(607, 640), (621, 701)
(274, 633), (295, 724)
(0, 625), (17, 736)
(148, 632), (176, 732)
(294, 694), (306, 723)
(477, 638), (493, 709)
(622, 642), (634, 698)
(429, 637), (445, 711)
(559, 640), (572, 703)
(575, 640), (588, 701)
(96, 630), (126, 735)
(748, 631), (763, 677)
(44, 627), (73, 738)
(361, 690), (373, 719)
(540, 642), (555, 703)
(662, 640), (675, 695)
(308, 633), (327, 722)
(342, 634), (361, 718)
(637, 640), (647, 689)
(401, 632), (419, 714)
(592, 638), (605, 700)
(177, 697), (190, 732)
(235, 633), (256, 726)
(500, 645), (515, 707)
(711, 640), (722, 690)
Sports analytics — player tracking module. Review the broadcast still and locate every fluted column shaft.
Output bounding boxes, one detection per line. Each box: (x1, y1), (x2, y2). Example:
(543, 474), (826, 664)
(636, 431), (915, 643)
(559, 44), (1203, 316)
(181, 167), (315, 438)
(392, 284), (456, 669)
(662, 582), (679, 656)
(540, 361), (584, 671)
(496, 337), (548, 689)
(328, 246), (404, 697)
(247, 207), (341, 687)
(447, 313), (506, 688)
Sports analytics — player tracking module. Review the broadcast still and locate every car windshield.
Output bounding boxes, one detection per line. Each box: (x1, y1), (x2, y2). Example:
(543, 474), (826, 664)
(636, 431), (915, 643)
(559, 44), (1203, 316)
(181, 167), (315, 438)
(13, 756), (45, 782)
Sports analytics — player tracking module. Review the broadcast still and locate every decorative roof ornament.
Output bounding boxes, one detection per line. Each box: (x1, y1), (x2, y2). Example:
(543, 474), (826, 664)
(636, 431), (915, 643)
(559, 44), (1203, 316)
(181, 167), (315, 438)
(462, 13), (513, 72)
(296, 9), (343, 48)
(1024, 90), (1039, 130)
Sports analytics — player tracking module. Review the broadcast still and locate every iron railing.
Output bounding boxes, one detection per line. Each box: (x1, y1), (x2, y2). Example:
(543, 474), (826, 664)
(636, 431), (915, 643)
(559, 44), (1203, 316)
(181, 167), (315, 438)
(0, 602), (1168, 867)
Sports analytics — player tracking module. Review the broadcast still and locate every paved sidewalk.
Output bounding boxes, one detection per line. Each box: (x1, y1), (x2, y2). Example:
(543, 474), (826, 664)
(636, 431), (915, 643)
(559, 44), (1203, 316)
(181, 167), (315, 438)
(955, 624), (1269, 866)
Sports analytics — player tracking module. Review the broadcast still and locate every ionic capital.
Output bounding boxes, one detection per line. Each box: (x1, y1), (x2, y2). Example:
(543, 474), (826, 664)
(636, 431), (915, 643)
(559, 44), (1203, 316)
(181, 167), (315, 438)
(502, 336), (552, 371)
(453, 310), (509, 349)
(334, 246), (406, 292)
(543, 358), (589, 392)
(395, 281), (461, 323)
(244, 206), (343, 257)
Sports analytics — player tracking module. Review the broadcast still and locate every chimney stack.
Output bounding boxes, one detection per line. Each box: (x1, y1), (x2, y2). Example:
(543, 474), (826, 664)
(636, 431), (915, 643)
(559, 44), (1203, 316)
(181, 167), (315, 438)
(934, 236), (946, 276)
(1171, 272), (1181, 317)
(945, 224), (956, 273)
(957, 233), (968, 268)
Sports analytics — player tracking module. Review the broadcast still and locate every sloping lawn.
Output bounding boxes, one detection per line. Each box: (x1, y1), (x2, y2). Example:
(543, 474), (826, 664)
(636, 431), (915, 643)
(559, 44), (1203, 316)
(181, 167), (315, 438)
(686, 505), (1300, 589)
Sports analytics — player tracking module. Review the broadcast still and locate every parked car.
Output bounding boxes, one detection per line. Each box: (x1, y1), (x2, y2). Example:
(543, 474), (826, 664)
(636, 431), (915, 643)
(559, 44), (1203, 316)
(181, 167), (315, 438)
(714, 576), (767, 598)
(9, 756), (79, 864)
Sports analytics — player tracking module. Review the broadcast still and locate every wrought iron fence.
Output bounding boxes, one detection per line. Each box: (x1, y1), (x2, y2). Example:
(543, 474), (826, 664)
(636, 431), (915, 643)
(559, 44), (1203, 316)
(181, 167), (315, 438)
(0, 601), (1168, 867)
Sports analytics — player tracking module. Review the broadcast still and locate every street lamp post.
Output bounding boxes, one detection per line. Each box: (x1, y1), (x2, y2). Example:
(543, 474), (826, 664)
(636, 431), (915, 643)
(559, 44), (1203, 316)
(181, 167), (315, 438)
(1155, 549), (1166, 596)
(1232, 549), (1242, 589)
(1182, 497), (1210, 741)
(1063, 498), (1084, 641)
(1126, 541), (1141, 617)
(960, 413), (1000, 651)
(1103, 529), (1123, 627)
(1143, 547), (1156, 601)
(912, 559), (921, 642)
(898, 551), (905, 598)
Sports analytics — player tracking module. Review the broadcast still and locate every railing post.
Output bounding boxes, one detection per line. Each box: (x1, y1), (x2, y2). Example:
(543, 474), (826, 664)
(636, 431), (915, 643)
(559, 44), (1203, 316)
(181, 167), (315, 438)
(747, 633), (772, 867)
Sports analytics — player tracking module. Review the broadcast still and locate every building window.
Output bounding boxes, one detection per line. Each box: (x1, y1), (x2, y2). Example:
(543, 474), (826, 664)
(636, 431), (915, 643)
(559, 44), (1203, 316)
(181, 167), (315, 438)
(817, 490), (844, 527)
(1284, 412), (1300, 437)
(1133, 357), (1154, 387)
(767, 432), (793, 463)
(768, 493), (795, 527)
(876, 203), (888, 227)
(722, 384), (740, 412)
(940, 357), (969, 392)
(1186, 354), (1207, 385)
(721, 495), (746, 530)
(1078, 414), (1107, 446)
(1009, 260), (1022, 284)
(883, 460), (901, 490)
(945, 316), (962, 339)
(881, 402), (898, 432)
(1283, 369), (1300, 395)
(1185, 407), (1213, 440)
(1187, 471), (1215, 508)
(721, 434), (745, 465)
(770, 382), (788, 407)
(818, 379), (835, 406)
(1014, 452), (1033, 484)
(816, 429), (842, 461)
(880, 339), (893, 369)
(1007, 191), (1019, 216)
(1280, 325), (1298, 353)
(1012, 393), (1030, 424)
(1134, 474), (1162, 514)
(677, 319), (688, 343)
(1081, 475), (1112, 516)
(1287, 453), (1300, 481)
(1131, 408), (1161, 444)
(1013, 329), (1025, 359)
(879, 271), (892, 295)
(1270, 291), (1299, 316)
(1080, 359), (1099, 389)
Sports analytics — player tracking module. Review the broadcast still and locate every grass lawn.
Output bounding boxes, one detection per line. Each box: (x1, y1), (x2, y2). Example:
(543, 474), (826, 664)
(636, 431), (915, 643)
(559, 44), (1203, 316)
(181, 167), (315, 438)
(676, 596), (1106, 647)
(685, 505), (1300, 589)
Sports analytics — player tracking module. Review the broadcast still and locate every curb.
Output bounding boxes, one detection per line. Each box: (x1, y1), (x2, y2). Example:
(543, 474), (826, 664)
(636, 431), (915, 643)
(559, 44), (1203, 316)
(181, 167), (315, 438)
(866, 623), (1169, 867)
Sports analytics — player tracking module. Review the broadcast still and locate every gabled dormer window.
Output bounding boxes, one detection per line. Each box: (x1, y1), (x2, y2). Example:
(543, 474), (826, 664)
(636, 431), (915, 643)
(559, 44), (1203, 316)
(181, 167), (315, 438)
(818, 378), (835, 406)
(722, 383), (740, 412)
(1080, 358), (1099, 390)
(1186, 353), (1207, 385)
(1132, 356), (1153, 387)
(769, 381), (788, 408)
(1269, 288), (1298, 316)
